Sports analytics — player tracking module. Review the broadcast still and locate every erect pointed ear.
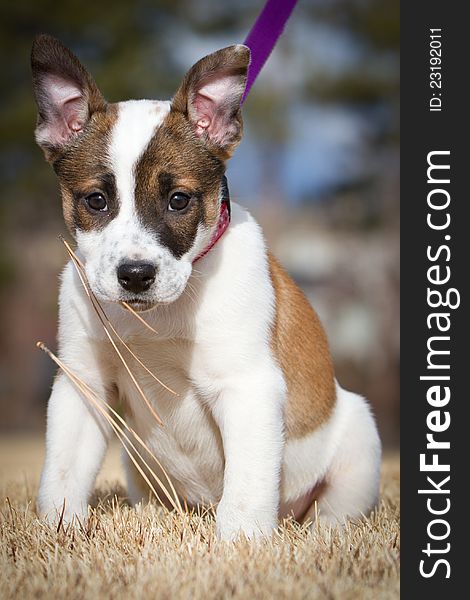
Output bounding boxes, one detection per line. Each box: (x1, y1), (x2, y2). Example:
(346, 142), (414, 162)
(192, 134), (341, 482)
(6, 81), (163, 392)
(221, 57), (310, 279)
(31, 34), (106, 160)
(171, 45), (250, 159)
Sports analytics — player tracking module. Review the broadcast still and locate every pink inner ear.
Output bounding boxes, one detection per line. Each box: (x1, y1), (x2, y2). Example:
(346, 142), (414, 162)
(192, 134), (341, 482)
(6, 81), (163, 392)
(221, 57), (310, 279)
(62, 97), (85, 133)
(38, 73), (86, 146)
(191, 74), (244, 145)
(193, 94), (215, 135)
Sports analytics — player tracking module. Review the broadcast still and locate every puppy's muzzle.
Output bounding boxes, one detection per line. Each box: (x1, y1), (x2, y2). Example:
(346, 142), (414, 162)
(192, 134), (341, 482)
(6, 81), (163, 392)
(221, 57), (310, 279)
(117, 262), (156, 294)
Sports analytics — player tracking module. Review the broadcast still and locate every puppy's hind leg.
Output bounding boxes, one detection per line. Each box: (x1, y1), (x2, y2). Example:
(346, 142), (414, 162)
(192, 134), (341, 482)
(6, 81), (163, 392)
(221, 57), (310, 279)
(313, 387), (382, 527)
(122, 449), (178, 511)
(122, 449), (149, 507)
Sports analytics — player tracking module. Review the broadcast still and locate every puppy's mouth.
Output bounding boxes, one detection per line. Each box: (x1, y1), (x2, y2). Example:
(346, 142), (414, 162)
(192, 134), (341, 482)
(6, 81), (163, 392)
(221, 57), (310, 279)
(124, 298), (157, 313)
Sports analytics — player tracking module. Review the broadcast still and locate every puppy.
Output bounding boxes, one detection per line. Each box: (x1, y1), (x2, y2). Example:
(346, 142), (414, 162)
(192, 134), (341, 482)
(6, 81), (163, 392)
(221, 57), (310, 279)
(32, 34), (381, 540)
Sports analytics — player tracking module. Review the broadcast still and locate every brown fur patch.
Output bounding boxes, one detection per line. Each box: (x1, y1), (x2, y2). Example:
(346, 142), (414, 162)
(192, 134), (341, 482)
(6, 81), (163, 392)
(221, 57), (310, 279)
(133, 110), (225, 258)
(31, 34), (119, 236)
(268, 253), (336, 439)
(53, 104), (119, 235)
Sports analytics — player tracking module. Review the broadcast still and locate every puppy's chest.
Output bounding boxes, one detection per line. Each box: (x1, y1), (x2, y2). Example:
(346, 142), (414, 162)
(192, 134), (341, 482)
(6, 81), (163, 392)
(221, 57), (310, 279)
(113, 337), (225, 504)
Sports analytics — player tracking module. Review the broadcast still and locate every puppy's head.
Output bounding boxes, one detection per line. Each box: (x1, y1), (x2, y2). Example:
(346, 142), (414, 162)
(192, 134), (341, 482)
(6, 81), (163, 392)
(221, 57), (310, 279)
(31, 34), (249, 309)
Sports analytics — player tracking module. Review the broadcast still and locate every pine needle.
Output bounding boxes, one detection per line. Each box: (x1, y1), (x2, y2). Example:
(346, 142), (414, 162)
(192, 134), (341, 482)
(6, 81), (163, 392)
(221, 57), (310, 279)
(36, 342), (182, 514)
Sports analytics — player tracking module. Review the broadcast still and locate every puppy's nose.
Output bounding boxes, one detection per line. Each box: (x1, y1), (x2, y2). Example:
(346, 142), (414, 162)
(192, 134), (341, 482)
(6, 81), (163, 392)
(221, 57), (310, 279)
(117, 262), (156, 294)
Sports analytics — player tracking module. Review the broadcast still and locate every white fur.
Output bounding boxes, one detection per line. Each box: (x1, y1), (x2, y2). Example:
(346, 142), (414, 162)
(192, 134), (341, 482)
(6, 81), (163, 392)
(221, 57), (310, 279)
(38, 102), (381, 539)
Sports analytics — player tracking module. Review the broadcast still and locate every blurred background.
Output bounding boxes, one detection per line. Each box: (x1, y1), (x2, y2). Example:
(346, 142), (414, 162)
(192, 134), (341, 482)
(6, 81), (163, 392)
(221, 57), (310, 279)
(0, 0), (399, 448)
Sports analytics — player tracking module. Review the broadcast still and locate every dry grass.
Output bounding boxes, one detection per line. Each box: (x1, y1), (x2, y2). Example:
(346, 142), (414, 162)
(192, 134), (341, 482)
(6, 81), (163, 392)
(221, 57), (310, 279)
(0, 437), (399, 600)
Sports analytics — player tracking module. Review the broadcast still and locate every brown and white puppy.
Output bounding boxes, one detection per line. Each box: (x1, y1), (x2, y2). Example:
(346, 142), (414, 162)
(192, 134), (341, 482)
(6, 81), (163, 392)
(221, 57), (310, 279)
(32, 34), (381, 540)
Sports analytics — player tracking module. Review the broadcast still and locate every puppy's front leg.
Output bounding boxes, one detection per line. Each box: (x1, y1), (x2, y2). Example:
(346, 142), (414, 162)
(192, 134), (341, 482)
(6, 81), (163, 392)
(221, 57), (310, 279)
(38, 370), (111, 524)
(212, 372), (286, 541)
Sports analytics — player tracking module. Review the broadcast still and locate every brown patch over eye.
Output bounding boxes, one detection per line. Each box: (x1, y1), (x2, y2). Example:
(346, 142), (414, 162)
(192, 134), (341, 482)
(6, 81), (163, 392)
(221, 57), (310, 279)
(134, 111), (225, 258)
(52, 104), (119, 235)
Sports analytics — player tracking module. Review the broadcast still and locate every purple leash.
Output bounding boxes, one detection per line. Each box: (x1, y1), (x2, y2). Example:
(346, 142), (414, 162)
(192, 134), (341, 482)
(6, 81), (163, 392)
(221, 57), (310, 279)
(241, 0), (299, 104)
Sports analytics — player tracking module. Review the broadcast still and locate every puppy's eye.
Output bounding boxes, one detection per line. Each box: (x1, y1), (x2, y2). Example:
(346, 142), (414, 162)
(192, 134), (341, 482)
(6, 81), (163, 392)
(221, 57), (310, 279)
(168, 192), (191, 212)
(85, 192), (108, 212)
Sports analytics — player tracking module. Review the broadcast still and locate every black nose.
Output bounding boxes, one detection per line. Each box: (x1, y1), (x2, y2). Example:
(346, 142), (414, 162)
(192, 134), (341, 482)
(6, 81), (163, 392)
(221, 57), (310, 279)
(117, 262), (156, 294)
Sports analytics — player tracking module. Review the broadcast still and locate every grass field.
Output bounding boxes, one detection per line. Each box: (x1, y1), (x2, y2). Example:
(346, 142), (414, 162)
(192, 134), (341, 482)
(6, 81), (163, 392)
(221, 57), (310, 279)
(0, 436), (399, 599)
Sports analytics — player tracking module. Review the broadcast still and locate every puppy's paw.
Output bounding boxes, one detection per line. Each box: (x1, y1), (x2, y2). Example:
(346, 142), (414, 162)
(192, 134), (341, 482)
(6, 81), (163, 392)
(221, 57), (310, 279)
(37, 498), (88, 527)
(216, 500), (276, 541)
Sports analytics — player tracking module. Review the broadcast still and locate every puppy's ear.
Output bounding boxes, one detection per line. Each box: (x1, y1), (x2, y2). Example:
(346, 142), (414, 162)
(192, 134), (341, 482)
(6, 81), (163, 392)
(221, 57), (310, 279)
(31, 34), (106, 161)
(172, 45), (250, 159)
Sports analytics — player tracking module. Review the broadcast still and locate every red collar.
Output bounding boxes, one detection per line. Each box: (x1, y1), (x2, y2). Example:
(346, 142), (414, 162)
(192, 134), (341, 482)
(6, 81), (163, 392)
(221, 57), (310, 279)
(193, 199), (230, 263)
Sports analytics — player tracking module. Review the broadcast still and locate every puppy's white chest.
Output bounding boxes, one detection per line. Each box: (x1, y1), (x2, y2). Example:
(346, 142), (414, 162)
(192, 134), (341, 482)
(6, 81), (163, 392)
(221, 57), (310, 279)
(115, 340), (225, 505)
